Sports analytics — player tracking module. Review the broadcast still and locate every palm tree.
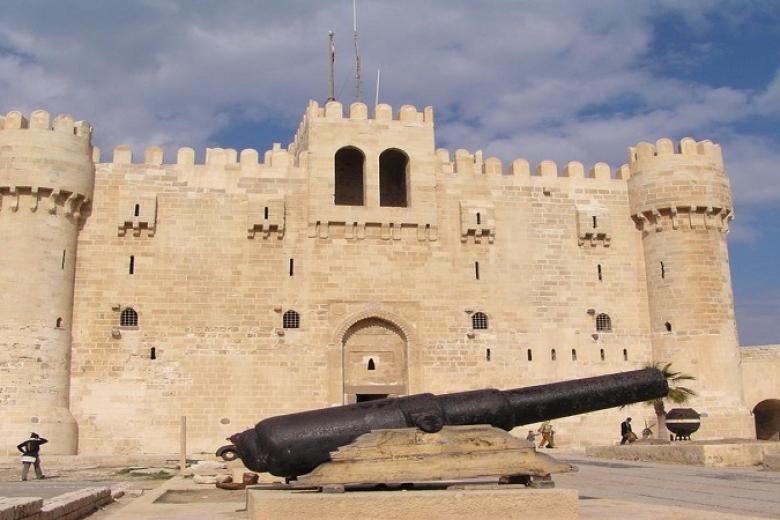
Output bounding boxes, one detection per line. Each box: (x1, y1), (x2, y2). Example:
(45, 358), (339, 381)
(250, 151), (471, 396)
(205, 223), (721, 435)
(645, 362), (697, 440)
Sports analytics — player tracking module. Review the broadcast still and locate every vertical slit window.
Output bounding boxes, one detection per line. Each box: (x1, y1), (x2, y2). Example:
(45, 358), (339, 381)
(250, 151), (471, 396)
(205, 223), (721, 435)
(134, 203), (140, 217)
(379, 148), (408, 207)
(476, 212), (481, 225)
(289, 259), (294, 277)
(486, 348), (491, 361)
(592, 215), (597, 228)
(475, 261), (480, 280)
(264, 206), (269, 219)
(623, 348), (628, 361)
(334, 147), (365, 205)
(600, 348), (605, 361)
(551, 348), (557, 361)
(571, 349), (577, 361)
(661, 261), (666, 279)
(150, 347), (156, 360)
(527, 349), (533, 361)
(597, 264), (602, 281)
(129, 255), (135, 275)
(61, 250), (66, 270)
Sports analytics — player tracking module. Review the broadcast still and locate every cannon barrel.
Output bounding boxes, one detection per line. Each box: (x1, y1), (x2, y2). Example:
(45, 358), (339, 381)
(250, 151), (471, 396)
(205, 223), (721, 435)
(230, 368), (667, 478)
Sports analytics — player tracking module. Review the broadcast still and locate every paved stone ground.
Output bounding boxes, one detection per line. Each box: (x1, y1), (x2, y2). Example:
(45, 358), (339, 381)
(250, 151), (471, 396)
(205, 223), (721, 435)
(0, 479), (118, 499)
(557, 453), (780, 519)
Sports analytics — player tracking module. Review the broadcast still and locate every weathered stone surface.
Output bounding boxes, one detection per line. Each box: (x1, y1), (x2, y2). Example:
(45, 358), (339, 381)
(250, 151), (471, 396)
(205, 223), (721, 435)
(128, 467), (176, 477)
(763, 453), (780, 471)
(248, 487), (578, 520)
(586, 441), (780, 467)
(192, 475), (218, 484)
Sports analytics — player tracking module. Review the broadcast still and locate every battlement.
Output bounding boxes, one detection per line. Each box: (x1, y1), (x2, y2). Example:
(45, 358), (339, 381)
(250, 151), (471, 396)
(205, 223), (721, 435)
(434, 148), (630, 182)
(96, 142), (292, 170)
(627, 137), (723, 171)
(0, 109), (92, 142)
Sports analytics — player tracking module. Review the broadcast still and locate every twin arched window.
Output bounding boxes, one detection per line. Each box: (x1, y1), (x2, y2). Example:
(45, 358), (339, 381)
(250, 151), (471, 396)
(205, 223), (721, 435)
(120, 307), (138, 327)
(472, 312), (488, 330)
(283, 310), (300, 329)
(334, 147), (408, 207)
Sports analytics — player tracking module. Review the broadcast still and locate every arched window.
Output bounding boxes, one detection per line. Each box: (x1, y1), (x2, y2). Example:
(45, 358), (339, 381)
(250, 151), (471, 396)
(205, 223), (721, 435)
(283, 310), (300, 329)
(379, 148), (408, 207)
(596, 313), (612, 332)
(334, 147), (365, 205)
(472, 312), (488, 330)
(367, 358), (376, 371)
(55, 317), (63, 328)
(120, 307), (138, 327)
(665, 321), (672, 332)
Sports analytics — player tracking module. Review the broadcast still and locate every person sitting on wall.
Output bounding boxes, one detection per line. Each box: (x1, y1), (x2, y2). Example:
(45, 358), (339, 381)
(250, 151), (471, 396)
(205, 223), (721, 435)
(620, 417), (637, 445)
(17, 432), (48, 481)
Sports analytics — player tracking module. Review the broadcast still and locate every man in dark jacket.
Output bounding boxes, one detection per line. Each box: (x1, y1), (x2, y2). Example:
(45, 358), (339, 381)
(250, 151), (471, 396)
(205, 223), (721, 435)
(620, 417), (635, 445)
(17, 433), (48, 481)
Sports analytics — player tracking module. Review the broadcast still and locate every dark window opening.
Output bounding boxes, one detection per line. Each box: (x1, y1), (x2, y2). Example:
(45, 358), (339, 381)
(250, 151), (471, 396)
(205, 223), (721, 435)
(356, 394), (387, 403)
(334, 147), (365, 205)
(379, 148), (408, 207)
(600, 348), (605, 361)
(129, 255), (135, 275)
(472, 312), (488, 330)
(665, 321), (672, 332)
(486, 348), (491, 361)
(476, 212), (481, 225)
(597, 264), (602, 281)
(120, 307), (138, 327)
(283, 310), (300, 329)
(289, 258), (294, 277)
(367, 358), (376, 371)
(134, 203), (140, 217)
(623, 348), (628, 361)
(475, 261), (480, 280)
(61, 250), (66, 270)
(592, 215), (598, 228)
(150, 347), (156, 360)
(551, 348), (557, 361)
(264, 206), (269, 219)
(571, 349), (577, 361)
(527, 349), (533, 361)
(661, 261), (666, 279)
(55, 317), (63, 328)
(596, 313), (612, 332)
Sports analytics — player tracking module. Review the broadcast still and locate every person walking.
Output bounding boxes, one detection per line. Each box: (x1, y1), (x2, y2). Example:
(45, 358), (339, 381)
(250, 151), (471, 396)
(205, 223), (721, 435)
(17, 433), (48, 481)
(537, 421), (555, 448)
(620, 417), (636, 445)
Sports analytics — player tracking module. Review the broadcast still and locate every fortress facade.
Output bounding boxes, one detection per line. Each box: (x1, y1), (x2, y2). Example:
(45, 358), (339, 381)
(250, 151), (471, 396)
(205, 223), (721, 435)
(1, 100), (779, 456)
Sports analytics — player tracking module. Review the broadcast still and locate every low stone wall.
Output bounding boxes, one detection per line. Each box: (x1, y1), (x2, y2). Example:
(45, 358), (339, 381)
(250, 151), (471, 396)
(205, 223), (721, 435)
(0, 487), (111, 520)
(586, 441), (780, 467)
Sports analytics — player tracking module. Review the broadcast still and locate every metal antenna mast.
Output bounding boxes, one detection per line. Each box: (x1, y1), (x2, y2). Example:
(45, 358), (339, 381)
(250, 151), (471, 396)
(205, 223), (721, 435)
(327, 31), (336, 102)
(375, 68), (380, 107)
(352, 0), (362, 101)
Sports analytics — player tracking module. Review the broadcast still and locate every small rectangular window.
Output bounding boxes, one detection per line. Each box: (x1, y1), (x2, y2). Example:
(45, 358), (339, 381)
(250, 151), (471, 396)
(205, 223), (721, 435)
(476, 212), (481, 225)
(486, 348), (491, 361)
(623, 348), (628, 361)
(661, 261), (666, 279)
(527, 349), (533, 361)
(264, 206), (269, 219)
(592, 215), (598, 228)
(150, 347), (156, 360)
(134, 203), (140, 217)
(475, 261), (480, 280)
(129, 255), (135, 275)
(289, 258), (294, 277)
(61, 249), (66, 270)
(571, 349), (577, 361)
(597, 264), (602, 281)
(600, 348), (605, 361)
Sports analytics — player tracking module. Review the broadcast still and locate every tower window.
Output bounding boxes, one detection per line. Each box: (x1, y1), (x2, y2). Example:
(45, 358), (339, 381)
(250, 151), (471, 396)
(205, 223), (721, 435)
(571, 349), (577, 361)
(129, 255), (135, 275)
(665, 321), (672, 332)
(379, 148), (408, 207)
(61, 250), (66, 270)
(592, 215), (598, 228)
(283, 310), (300, 329)
(623, 348), (628, 361)
(334, 146), (365, 205)
(486, 348), (491, 361)
(150, 347), (156, 360)
(55, 317), (63, 328)
(134, 203), (140, 217)
(367, 358), (376, 371)
(475, 261), (480, 280)
(551, 348), (557, 361)
(597, 264), (602, 281)
(476, 212), (481, 225)
(600, 348), (605, 361)
(596, 313), (612, 332)
(527, 349), (533, 361)
(661, 261), (666, 279)
(472, 312), (488, 330)
(120, 307), (138, 327)
(289, 258), (294, 277)
(264, 206), (269, 219)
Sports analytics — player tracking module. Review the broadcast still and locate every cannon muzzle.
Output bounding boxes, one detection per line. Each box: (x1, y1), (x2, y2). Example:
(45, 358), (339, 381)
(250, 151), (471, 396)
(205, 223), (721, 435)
(230, 368), (667, 478)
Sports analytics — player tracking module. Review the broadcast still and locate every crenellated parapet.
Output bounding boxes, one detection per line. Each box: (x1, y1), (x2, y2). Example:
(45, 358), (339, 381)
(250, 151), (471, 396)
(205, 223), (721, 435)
(627, 137), (732, 233)
(0, 109), (95, 221)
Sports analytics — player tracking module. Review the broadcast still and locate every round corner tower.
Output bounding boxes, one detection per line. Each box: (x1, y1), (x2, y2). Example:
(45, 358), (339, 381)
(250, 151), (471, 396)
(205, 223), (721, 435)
(0, 109), (95, 455)
(627, 137), (754, 438)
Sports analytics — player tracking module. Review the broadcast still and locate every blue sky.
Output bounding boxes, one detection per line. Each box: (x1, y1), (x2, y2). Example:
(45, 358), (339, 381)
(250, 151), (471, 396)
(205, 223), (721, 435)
(1, 1), (778, 344)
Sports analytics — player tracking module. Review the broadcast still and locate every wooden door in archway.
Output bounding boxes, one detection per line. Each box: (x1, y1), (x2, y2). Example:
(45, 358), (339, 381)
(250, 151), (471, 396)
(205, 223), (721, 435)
(342, 318), (407, 403)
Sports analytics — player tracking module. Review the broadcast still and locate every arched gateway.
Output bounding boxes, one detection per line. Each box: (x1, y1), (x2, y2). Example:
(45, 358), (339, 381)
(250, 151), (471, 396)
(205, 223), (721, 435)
(753, 399), (780, 440)
(341, 317), (408, 403)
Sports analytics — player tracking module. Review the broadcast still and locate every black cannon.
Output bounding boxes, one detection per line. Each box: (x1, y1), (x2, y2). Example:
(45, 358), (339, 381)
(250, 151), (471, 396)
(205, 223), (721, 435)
(230, 368), (667, 478)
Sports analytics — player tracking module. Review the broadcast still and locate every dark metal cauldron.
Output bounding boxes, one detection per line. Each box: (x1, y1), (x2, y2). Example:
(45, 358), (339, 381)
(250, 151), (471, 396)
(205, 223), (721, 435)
(665, 408), (700, 440)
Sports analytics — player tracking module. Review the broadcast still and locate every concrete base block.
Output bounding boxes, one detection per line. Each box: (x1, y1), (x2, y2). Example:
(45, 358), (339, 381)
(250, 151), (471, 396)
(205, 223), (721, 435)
(586, 441), (780, 467)
(248, 487), (579, 520)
